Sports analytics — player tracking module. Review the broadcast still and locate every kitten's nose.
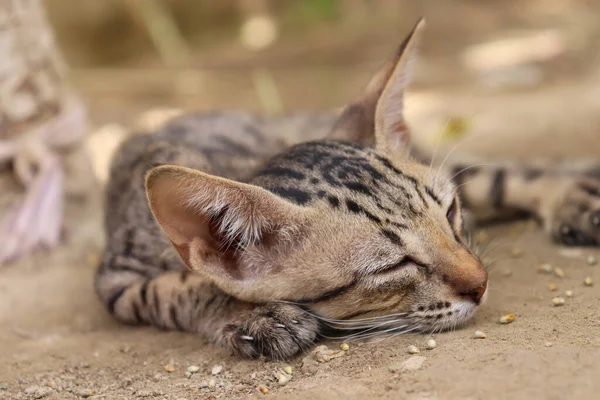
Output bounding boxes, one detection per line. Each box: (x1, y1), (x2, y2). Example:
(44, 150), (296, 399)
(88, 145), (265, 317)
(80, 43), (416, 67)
(438, 249), (488, 305)
(459, 280), (487, 305)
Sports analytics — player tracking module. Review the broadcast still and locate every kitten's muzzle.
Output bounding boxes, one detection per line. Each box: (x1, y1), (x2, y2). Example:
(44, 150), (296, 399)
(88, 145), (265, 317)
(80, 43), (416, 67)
(437, 249), (488, 305)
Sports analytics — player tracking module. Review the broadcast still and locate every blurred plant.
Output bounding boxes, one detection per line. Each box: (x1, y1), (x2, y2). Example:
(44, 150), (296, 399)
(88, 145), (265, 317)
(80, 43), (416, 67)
(123, 0), (191, 67)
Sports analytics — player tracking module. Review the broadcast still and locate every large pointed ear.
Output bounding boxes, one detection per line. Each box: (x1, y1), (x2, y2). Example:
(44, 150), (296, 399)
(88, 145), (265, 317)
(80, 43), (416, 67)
(329, 18), (425, 153)
(146, 165), (308, 282)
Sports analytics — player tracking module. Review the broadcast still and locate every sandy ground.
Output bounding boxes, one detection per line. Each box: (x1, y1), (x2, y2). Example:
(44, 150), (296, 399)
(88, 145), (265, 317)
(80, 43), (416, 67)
(2, 4), (600, 399)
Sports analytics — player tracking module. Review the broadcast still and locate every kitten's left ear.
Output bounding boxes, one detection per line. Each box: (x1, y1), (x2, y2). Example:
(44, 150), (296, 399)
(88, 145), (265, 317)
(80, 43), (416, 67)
(329, 18), (425, 153)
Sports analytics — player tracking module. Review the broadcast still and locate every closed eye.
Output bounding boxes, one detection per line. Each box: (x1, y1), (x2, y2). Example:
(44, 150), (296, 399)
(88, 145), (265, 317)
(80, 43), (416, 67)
(446, 198), (458, 223)
(376, 257), (429, 275)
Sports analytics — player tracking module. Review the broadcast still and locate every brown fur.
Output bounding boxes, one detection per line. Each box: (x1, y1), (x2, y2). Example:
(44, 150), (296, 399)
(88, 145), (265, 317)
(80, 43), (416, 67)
(95, 19), (600, 360)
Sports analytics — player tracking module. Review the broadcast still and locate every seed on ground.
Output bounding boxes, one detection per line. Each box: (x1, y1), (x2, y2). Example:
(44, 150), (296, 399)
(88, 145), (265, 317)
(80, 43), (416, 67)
(554, 267), (565, 278)
(587, 255), (597, 265)
(565, 290), (573, 297)
(474, 330), (486, 339)
(552, 297), (565, 306)
(545, 342), (553, 347)
(548, 283), (558, 292)
(187, 365), (200, 373)
(499, 314), (515, 324)
(426, 339), (437, 349)
(78, 389), (95, 398)
(510, 248), (523, 257)
(211, 365), (223, 375)
(584, 277), (593, 286)
(537, 264), (553, 274)
(277, 372), (291, 386)
(340, 343), (350, 351)
(164, 364), (175, 373)
(283, 366), (293, 375)
(258, 385), (269, 394)
(407, 345), (420, 354)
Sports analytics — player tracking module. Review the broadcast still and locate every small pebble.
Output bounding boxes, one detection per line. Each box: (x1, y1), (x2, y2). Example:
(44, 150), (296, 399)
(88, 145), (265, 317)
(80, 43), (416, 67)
(584, 277), (593, 286)
(537, 264), (553, 274)
(565, 290), (573, 297)
(25, 386), (41, 394)
(340, 343), (350, 351)
(211, 365), (223, 375)
(499, 314), (515, 324)
(552, 297), (565, 306)
(474, 330), (486, 339)
(208, 378), (216, 387)
(545, 342), (553, 347)
(426, 339), (437, 349)
(407, 345), (420, 354)
(164, 364), (175, 373)
(554, 267), (565, 278)
(185, 371), (193, 379)
(187, 365), (200, 373)
(258, 385), (269, 394)
(587, 255), (597, 265)
(283, 366), (293, 375)
(548, 283), (557, 292)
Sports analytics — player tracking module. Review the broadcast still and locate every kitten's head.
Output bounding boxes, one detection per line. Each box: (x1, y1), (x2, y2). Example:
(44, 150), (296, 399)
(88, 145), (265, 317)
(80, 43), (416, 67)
(146, 19), (487, 334)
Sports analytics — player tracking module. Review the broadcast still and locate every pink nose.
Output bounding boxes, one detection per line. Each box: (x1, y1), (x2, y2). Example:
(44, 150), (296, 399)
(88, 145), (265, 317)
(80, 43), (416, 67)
(437, 249), (488, 305)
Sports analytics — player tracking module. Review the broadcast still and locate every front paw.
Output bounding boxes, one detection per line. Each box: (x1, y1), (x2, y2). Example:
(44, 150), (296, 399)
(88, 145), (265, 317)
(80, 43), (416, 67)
(222, 303), (318, 360)
(548, 178), (600, 246)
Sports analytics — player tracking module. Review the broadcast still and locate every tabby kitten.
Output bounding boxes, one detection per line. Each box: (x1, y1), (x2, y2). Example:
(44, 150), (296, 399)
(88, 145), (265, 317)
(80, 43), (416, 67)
(95, 19), (600, 360)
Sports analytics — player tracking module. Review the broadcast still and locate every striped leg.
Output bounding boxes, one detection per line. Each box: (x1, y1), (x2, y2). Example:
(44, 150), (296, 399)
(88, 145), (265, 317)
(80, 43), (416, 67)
(95, 255), (318, 360)
(449, 162), (600, 246)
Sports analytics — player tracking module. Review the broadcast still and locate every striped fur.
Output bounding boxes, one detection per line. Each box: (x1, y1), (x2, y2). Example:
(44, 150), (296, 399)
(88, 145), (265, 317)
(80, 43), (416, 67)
(95, 20), (600, 360)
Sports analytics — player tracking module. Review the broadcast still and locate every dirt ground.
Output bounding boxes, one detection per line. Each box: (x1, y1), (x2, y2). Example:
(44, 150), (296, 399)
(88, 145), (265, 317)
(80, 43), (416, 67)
(2, 2), (600, 399)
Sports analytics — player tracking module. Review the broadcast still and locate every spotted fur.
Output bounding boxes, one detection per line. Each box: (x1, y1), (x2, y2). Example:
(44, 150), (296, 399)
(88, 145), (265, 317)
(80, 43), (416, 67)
(95, 19), (600, 360)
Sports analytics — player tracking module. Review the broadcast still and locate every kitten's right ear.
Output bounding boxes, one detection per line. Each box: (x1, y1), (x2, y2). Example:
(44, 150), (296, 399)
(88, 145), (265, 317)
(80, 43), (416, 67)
(329, 18), (425, 153)
(145, 165), (308, 287)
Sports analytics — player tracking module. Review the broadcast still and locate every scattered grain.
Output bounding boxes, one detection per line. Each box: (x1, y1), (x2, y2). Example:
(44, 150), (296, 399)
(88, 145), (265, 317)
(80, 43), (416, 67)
(258, 385), (269, 394)
(587, 255), (597, 265)
(474, 330), (486, 339)
(211, 365), (223, 375)
(283, 366), (293, 375)
(584, 277), (593, 286)
(164, 364), (175, 373)
(565, 290), (573, 297)
(77, 389), (95, 398)
(544, 342), (553, 347)
(426, 339), (437, 349)
(314, 345), (345, 363)
(548, 283), (557, 292)
(340, 343), (350, 351)
(407, 345), (420, 354)
(187, 365), (200, 373)
(510, 248), (523, 257)
(537, 264), (553, 274)
(277, 372), (291, 386)
(554, 267), (565, 278)
(499, 314), (515, 324)
(552, 297), (565, 306)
